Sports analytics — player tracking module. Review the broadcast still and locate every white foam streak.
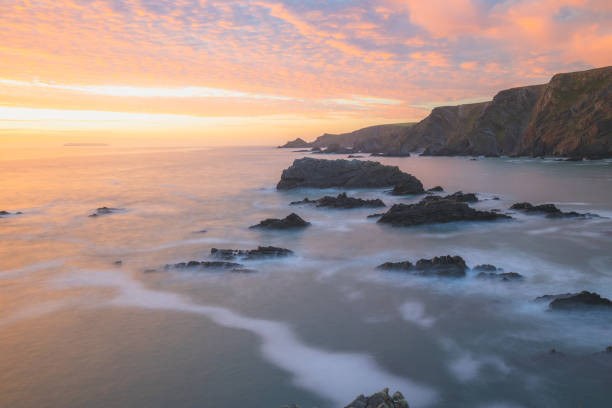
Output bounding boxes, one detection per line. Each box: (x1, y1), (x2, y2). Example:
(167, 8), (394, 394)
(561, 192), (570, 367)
(56, 271), (438, 407)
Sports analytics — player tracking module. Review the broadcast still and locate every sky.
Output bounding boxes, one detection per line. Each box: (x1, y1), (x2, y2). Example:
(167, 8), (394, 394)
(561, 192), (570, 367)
(1, 0), (610, 146)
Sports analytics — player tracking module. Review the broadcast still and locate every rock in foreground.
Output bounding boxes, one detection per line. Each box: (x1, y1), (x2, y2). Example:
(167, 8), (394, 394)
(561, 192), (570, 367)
(344, 388), (409, 408)
(277, 157), (424, 193)
(377, 199), (510, 227)
(422, 191), (478, 203)
(291, 192), (385, 209)
(378, 255), (467, 278)
(210, 246), (293, 260)
(249, 213), (310, 230)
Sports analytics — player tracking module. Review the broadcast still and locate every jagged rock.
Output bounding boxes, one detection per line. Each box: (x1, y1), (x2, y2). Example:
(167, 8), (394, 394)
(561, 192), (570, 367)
(510, 202), (598, 218)
(164, 260), (253, 273)
(427, 186), (444, 192)
(344, 388), (409, 408)
(276, 157), (424, 192)
(423, 191), (478, 203)
(291, 193), (385, 209)
(278, 138), (310, 148)
(249, 213), (310, 230)
(476, 271), (524, 281)
(89, 206), (121, 217)
(391, 180), (426, 195)
(549, 291), (612, 311)
(210, 246), (293, 260)
(377, 255), (467, 278)
(377, 198), (511, 227)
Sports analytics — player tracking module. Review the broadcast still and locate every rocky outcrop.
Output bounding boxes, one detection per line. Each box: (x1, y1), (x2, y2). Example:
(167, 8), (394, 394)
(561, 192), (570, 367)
(510, 202), (599, 218)
(88, 207), (121, 217)
(283, 66), (611, 158)
(164, 261), (253, 273)
(249, 213), (310, 230)
(278, 138), (311, 148)
(535, 291), (612, 310)
(549, 291), (612, 311)
(476, 271), (524, 281)
(0, 210), (22, 216)
(378, 255), (467, 277)
(291, 192), (385, 209)
(276, 158), (424, 192)
(377, 198), (510, 227)
(344, 388), (410, 408)
(210, 246), (293, 260)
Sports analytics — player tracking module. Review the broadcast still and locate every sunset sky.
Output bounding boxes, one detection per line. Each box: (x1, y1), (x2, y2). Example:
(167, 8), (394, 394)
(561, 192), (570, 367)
(1, 0), (611, 146)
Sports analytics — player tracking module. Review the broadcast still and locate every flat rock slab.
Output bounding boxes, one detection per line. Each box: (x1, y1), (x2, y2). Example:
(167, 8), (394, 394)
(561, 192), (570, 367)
(277, 157), (424, 193)
(377, 198), (511, 227)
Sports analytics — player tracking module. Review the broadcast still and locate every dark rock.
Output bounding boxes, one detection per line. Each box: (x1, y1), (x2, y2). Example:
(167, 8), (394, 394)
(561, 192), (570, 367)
(194, 229), (207, 234)
(391, 180), (426, 195)
(0, 210), (10, 216)
(344, 388), (409, 408)
(549, 291), (612, 311)
(423, 191), (478, 203)
(114, 260), (123, 266)
(347, 154), (365, 158)
(510, 202), (598, 218)
(427, 186), (444, 192)
(476, 271), (524, 281)
(164, 260), (252, 273)
(376, 261), (413, 271)
(534, 293), (575, 302)
(320, 143), (354, 154)
(473, 264), (498, 272)
(377, 198), (511, 227)
(89, 206), (121, 217)
(249, 213), (310, 230)
(377, 255), (467, 277)
(210, 246), (293, 260)
(276, 157), (424, 192)
(291, 193), (385, 209)
(278, 138), (310, 148)
(367, 213), (384, 218)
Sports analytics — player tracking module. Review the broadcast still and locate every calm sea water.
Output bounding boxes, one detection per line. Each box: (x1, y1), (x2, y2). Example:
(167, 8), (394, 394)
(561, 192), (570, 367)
(1, 146), (611, 408)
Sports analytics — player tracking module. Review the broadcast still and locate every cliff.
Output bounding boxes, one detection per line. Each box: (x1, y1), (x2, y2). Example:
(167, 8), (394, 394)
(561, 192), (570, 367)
(281, 66), (611, 158)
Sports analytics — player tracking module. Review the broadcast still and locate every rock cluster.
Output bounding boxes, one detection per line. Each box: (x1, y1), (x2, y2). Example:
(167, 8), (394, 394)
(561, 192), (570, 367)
(378, 255), (468, 278)
(344, 388), (410, 408)
(377, 199), (510, 227)
(210, 246), (293, 260)
(510, 202), (598, 218)
(164, 261), (253, 273)
(536, 291), (612, 311)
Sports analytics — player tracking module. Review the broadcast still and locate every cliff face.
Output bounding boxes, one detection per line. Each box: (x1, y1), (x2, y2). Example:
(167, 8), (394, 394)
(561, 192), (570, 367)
(519, 67), (612, 158)
(284, 66), (611, 158)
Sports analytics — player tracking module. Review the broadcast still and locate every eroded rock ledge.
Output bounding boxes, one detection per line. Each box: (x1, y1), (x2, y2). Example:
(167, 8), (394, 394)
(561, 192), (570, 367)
(291, 192), (385, 209)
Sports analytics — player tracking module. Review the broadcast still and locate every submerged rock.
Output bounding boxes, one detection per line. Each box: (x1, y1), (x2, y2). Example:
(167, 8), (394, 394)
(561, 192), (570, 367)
(378, 255), (467, 278)
(210, 246), (293, 260)
(473, 264), (499, 272)
(164, 260), (253, 273)
(276, 157), (424, 192)
(377, 198), (511, 227)
(249, 213), (310, 230)
(89, 206), (121, 217)
(291, 192), (385, 209)
(344, 388), (410, 408)
(510, 202), (598, 218)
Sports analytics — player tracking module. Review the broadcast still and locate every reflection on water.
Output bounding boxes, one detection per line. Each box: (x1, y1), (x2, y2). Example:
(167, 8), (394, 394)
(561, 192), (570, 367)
(1, 147), (611, 407)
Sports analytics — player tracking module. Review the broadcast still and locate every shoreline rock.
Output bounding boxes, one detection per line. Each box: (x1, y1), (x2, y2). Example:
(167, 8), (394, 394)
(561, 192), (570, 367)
(422, 191), (478, 203)
(249, 213), (310, 230)
(377, 198), (511, 227)
(276, 157), (424, 193)
(290, 192), (385, 209)
(278, 138), (310, 148)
